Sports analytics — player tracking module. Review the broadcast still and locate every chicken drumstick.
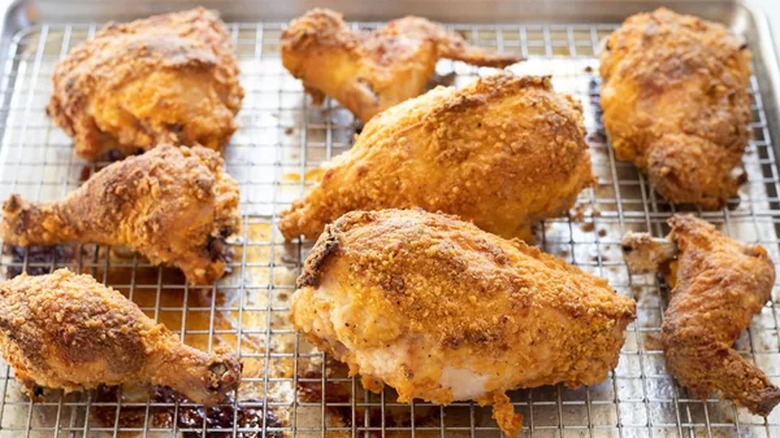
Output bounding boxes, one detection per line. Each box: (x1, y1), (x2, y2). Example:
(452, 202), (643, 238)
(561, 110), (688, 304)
(0, 269), (241, 405)
(2, 144), (241, 285)
(279, 73), (593, 241)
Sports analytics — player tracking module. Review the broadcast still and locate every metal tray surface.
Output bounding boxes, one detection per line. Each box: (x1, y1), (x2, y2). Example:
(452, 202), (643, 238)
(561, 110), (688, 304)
(0, 1), (779, 437)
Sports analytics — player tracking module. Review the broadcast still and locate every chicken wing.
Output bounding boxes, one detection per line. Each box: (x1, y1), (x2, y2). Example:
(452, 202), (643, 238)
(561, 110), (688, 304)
(47, 7), (244, 161)
(281, 8), (519, 122)
(0, 269), (241, 404)
(279, 73), (594, 241)
(599, 8), (752, 208)
(1, 144), (240, 285)
(621, 215), (780, 415)
(291, 209), (636, 437)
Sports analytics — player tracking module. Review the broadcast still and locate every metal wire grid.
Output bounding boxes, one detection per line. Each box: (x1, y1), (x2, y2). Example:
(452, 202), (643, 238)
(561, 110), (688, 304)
(0, 17), (778, 438)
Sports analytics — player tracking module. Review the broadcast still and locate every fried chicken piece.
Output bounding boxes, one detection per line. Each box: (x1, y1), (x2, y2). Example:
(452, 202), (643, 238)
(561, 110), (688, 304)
(291, 209), (636, 437)
(281, 8), (519, 122)
(599, 8), (752, 209)
(621, 231), (677, 274)
(47, 8), (244, 161)
(621, 215), (780, 415)
(1, 144), (240, 285)
(0, 269), (241, 404)
(279, 73), (593, 241)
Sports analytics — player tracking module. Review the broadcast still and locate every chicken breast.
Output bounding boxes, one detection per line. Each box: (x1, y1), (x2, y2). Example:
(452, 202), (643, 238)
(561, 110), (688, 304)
(279, 73), (594, 242)
(599, 8), (752, 208)
(291, 209), (636, 437)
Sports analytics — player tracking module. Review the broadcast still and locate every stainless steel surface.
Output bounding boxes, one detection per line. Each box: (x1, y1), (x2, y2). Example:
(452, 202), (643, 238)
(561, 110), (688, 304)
(0, 1), (779, 437)
(750, 0), (780, 58)
(3, 0), (743, 22)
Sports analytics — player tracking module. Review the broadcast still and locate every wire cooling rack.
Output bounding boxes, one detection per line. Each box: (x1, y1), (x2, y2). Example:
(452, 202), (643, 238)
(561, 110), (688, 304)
(0, 17), (779, 438)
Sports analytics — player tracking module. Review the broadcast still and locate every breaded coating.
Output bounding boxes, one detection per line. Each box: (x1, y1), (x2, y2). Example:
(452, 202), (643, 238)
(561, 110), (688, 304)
(1, 144), (240, 285)
(47, 8), (244, 161)
(279, 73), (593, 241)
(0, 269), (241, 405)
(281, 8), (519, 122)
(599, 8), (752, 208)
(621, 215), (780, 416)
(291, 209), (636, 437)
(621, 231), (677, 274)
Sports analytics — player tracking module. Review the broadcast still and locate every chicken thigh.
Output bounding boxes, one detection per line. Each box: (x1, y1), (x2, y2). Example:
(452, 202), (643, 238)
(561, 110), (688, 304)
(291, 209), (636, 437)
(622, 215), (780, 415)
(279, 73), (594, 241)
(0, 269), (241, 405)
(1, 144), (240, 285)
(47, 7), (244, 160)
(599, 8), (752, 208)
(281, 8), (519, 122)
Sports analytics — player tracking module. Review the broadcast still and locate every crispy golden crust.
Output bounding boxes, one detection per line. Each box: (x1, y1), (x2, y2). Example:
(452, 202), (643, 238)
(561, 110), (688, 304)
(279, 73), (593, 242)
(621, 231), (677, 274)
(490, 392), (523, 438)
(0, 269), (241, 404)
(1, 144), (241, 285)
(281, 8), (519, 122)
(599, 8), (752, 209)
(662, 215), (780, 416)
(47, 7), (243, 161)
(290, 209), (636, 437)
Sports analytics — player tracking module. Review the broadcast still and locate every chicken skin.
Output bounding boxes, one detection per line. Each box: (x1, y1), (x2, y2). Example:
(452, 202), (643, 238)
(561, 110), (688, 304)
(47, 8), (244, 161)
(281, 8), (519, 122)
(0, 269), (241, 404)
(599, 8), (752, 209)
(1, 144), (240, 285)
(279, 73), (594, 241)
(291, 209), (636, 437)
(621, 215), (780, 416)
